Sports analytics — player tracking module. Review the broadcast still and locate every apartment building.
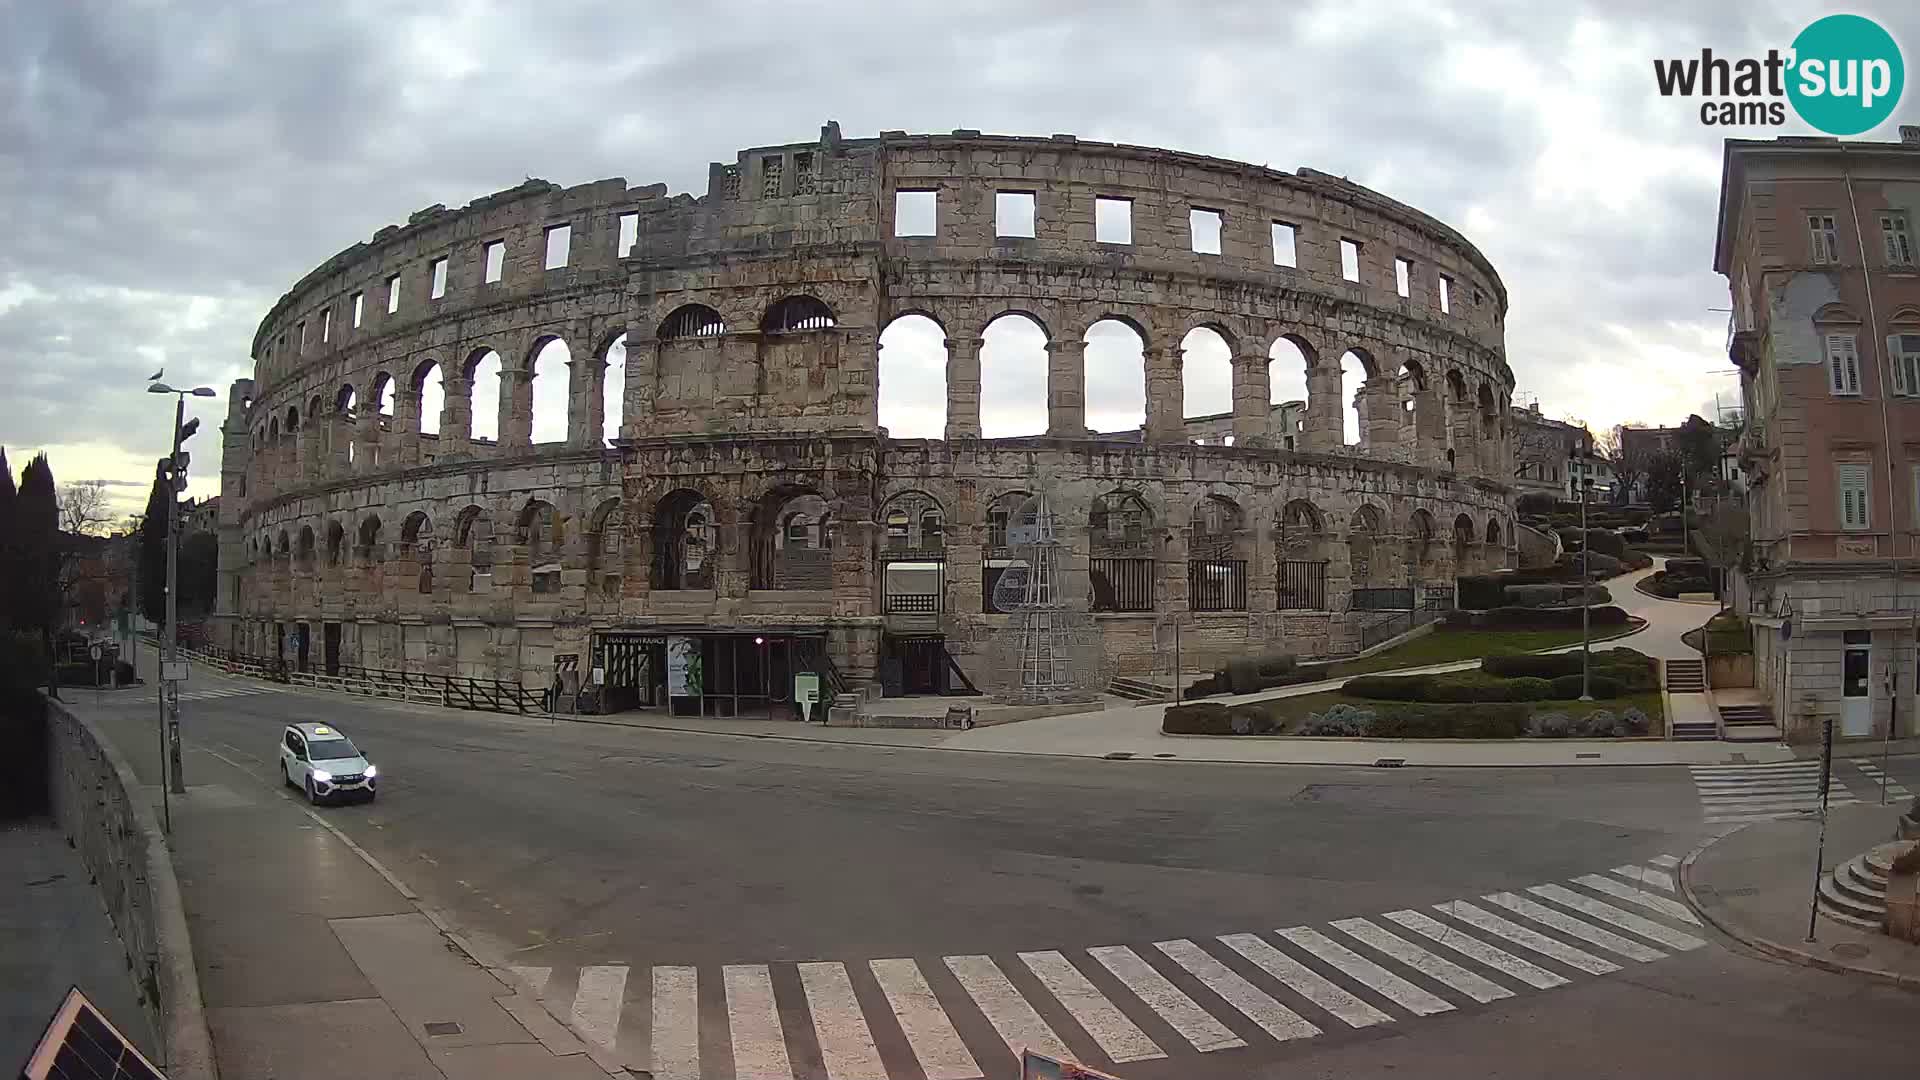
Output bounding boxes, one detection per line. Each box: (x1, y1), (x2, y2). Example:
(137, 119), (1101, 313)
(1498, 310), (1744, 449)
(1720, 128), (1920, 744)
(1511, 403), (1614, 502)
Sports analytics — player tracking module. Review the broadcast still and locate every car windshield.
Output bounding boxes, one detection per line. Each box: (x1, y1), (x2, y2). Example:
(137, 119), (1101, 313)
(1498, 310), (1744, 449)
(306, 737), (359, 762)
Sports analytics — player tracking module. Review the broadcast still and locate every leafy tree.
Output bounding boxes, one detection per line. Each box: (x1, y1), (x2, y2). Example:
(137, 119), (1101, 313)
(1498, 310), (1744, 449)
(138, 459), (170, 621)
(178, 530), (219, 616)
(0, 447), (13, 631)
(1696, 502), (1750, 613)
(1646, 450), (1684, 513)
(1600, 425), (1648, 506)
(17, 454), (59, 688)
(1676, 414), (1719, 486)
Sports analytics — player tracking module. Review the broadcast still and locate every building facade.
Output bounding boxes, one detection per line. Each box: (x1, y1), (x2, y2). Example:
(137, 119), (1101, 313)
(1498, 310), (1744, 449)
(215, 125), (1516, 712)
(1720, 128), (1920, 744)
(1511, 404), (1613, 502)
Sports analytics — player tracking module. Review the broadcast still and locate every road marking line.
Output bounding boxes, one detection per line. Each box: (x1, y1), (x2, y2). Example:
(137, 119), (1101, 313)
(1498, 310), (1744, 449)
(1381, 910), (1568, 989)
(798, 962), (886, 1080)
(1327, 918), (1514, 1004)
(508, 965), (552, 997)
(569, 965), (627, 1051)
(1216, 933), (1393, 1028)
(1483, 893), (1665, 962)
(1431, 901), (1620, 975)
(945, 954), (1070, 1062)
(1085, 946), (1245, 1053)
(1581, 874), (1697, 922)
(1018, 950), (1164, 1063)
(1649, 854), (1680, 868)
(1153, 938), (1320, 1043)
(725, 964), (794, 1080)
(868, 959), (981, 1080)
(1701, 796), (1860, 811)
(652, 966), (700, 1080)
(1609, 865), (1675, 892)
(1530, 885), (1707, 950)
(1275, 927), (1454, 1016)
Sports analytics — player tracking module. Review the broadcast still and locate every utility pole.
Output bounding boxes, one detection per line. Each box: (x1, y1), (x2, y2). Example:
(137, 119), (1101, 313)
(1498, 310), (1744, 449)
(165, 395), (186, 796)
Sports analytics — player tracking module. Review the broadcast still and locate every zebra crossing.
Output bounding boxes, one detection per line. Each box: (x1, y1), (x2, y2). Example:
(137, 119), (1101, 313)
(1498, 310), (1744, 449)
(1855, 759), (1914, 803)
(1689, 760), (1859, 825)
(506, 858), (1704, 1078)
(102, 684), (280, 707)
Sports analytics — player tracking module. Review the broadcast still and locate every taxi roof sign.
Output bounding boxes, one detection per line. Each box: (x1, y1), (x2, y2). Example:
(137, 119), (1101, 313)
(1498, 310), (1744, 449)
(312, 726), (333, 735)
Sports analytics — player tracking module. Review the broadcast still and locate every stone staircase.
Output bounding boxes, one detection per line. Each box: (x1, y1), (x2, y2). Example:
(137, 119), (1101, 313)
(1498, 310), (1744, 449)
(1818, 843), (1904, 931)
(1109, 675), (1172, 702)
(1665, 657), (1707, 692)
(1717, 702), (1781, 743)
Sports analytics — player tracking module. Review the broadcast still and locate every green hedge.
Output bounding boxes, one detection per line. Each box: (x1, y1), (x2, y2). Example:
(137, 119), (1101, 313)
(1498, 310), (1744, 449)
(1548, 672), (1624, 699)
(1446, 605), (1631, 630)
(1163, 702), (1282, 735)
(1367, 703), (1530, 738)
(1346, 672), (1557, 703)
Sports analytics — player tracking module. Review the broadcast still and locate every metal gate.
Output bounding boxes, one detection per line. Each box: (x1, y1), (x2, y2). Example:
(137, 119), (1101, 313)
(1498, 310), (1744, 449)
(594, 634), (661, 713)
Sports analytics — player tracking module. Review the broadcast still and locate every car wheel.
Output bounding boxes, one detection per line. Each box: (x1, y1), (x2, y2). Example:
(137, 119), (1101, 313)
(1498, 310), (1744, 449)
(281, 762), (292, 789)
(305, 778), (319, 805)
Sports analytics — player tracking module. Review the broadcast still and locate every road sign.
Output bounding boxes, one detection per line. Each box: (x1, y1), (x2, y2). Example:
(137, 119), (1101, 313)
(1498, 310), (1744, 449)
(161, 660), (188, 683)
(794, 672), (821, 722)
(89, 643), (104, 662)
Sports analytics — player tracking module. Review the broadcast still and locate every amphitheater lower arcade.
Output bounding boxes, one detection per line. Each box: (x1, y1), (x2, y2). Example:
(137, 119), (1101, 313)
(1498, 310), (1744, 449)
(215, 125), (1516, 712)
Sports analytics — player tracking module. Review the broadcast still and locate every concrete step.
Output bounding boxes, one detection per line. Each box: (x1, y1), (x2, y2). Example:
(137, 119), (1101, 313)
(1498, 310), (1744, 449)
(1108, 677), (1170, 702)
(1719, 705), (1772, 724)
(1722, 724), (1781, 743)
(1818, 873), (1885, 924)
(1672, 722), (1720, 742)
(1818, 901), (1884, 933)
(1836, 857), (1888, 905)
(1866, 841), (1913, 880)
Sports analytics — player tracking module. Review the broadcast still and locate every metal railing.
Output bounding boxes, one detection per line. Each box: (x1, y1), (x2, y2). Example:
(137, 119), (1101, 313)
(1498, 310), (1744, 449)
(1091, 557), (1155, 613)
(1188, 558), (1249, 612)
(1278, 560), (1329, 611)
(173, 644), (543, 715)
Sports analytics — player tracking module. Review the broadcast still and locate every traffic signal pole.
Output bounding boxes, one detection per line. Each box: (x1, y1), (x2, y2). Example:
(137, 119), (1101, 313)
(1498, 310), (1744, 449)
(165, 396), (186, 796)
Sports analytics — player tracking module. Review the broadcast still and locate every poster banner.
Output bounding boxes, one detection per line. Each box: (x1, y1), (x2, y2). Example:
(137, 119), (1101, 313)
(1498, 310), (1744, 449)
(667, 636), (702, 697)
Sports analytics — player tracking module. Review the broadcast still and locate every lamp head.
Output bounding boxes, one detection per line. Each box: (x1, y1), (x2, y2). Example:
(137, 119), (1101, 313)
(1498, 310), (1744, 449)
(147, 383), (175, 395)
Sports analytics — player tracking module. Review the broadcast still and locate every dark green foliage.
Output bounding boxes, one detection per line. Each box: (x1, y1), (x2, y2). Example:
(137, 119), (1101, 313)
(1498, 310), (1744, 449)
(1582, 529), (1626, 557)
(1163, 702), (1280, 735)
(1548, 673), (1624, 699)
(1183, 675), (1220, 699)
(1455, 605), (1631, 630)
(139, 460), (170, 620)
(1456, 575), (1508, 611)
(1506, 584), (1565, 608)
(1515, 492), (1558, 517)
(179, 530), (219, 615)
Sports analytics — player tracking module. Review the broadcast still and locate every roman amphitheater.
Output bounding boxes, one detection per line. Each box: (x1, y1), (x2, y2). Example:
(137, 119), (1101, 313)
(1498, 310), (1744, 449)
(213, 122), (1516, 716)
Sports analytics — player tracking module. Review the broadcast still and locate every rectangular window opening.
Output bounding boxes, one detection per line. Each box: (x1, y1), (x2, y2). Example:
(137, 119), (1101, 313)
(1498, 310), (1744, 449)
(321, 307), (331, 343)
(1394, 257), (1412, 298)
(430, 257), (448, 300)
(894, 190), (937, 237)
(387, 274), (401, 314)
(1096, 197), (1132, 244)
(1894, 334), (1920, 399)
(543, 224), (570, 270)
(1810, 214), (1839, 264)
(1827, 333), (1861, 396)
(1271, 221), (1297, 267)
(617, 212), (639, 257)
(1340, 239), (1362, 282)
(761, 155), (783, 198)
(1884, 213), (1914, 266)
(484, 240), (505, 283)
(1439, 275), (1453, 314)
(1839, 461), (1871, 530)
(297, 320), (307, 351)
(1190, 208), (1222, 255)
(351, 292), (364, 328)
(995, 191), (1036, 238)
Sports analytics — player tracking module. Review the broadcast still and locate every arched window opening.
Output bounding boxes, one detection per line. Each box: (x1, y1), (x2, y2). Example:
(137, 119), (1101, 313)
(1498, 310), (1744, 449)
(1452, 513), (1475, 562)
(983, 491), (1035, 615)
(1348, 504), (1387, 596)
(517, 500), (560, 593)
(530, 337), (571, 444)
(1277, 499), (1329, 610)
(325, 521), (345, 567)
(602, 334), (627, 446)
(412, 357), (441, 432)
(284, 406), (299, 433)
(878, 491), (947, 615)
(1181, 327), (1232, 423)
(296, 526), (315, 571)
(762, 295), (836, 332)
(1269, 336), (1313, 451)
(1085, 319), (1146, 436)
(276, 531), (289, 560)
(1088, 491), (1154, 613)
(402, 511), (434, 594)
(884, 509), (910, 549)
(651, 490), (715, 591)
(1188, 495), (1246, 611)
(1487, 518), (1503, 547)
(374, 373), (395, 418)
(920, 509), (944, 550)
(980, 313), (1048, 438)
(455, 505), (496, 591)
(1409, 509), (1437, 573)
(357, 516), (384, 563)
(758, 491), (832, 589)
(468, 350), (503, 443)
(588, 499), (624, 598)
(660, 303), (725, 340)
(878, 314), (947, 439)
(1339, 350), (1367, 446)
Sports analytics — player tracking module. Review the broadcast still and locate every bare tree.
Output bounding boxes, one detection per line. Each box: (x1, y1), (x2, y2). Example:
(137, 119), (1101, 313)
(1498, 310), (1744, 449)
(59, 480), (114, 537)
(1601, 425), (1650, 505)
(1695, 501), (1750, 613)
(55, 481), (116, 632)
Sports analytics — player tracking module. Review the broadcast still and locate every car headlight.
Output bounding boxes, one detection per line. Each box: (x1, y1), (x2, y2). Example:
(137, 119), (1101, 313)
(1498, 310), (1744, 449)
(311, 770), (333, 783)
(364, 765), (377, 778)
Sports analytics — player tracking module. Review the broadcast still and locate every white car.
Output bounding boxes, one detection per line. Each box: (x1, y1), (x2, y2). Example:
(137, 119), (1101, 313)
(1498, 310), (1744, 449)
(279, 722), (378, 804)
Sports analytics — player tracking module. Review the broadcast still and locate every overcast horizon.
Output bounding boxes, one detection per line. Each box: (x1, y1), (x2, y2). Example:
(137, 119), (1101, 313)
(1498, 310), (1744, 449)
(4, 0), (1911, 518)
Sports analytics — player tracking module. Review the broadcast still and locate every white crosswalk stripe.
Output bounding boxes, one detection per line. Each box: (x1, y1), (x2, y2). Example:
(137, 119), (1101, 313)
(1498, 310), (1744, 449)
(1380, 909), (1569, 990)
(1575, 874), (1699, 924)
(946, 954), (1070, 1062)
(1328, 918), (1514, 1004)
(1649, 854), (1680, 868)
(1018, 950), (1164, 1063)
(1154, 938), (1320, 1043)
(1609, 865), (1674, 892)
(1855, 760), (1913, 799)
(1086, 946), (1244, 1053)
(1691, 762), (1858, 823)
(1526, 885), (1708, 951)
(1217, 933), (1393, 1029)
(799, 962), (887, 1080)
(1483, 892), (1666, 963)
(868, 959), (981, 1080)
(1275, 927), (1454, 1016)
(513, 860), (1708, 1074)
(724, 964), (793, 1080)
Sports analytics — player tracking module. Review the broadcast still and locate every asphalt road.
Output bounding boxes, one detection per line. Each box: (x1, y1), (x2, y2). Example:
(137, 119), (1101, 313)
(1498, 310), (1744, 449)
(82, 665), (1920, 1079)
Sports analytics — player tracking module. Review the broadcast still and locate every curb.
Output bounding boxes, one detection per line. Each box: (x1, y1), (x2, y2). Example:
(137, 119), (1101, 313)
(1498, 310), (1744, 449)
(52, 701), (218, 1080)
(1678, 822), (1920, 992)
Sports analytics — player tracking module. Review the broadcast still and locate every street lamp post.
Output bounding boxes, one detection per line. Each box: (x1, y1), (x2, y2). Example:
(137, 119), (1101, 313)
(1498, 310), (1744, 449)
(1572, 448), (1593, 701)
(148, 381), (216, 798)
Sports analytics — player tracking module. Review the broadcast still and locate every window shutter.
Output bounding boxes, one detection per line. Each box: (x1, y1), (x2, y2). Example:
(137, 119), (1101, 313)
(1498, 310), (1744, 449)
(1830, 335), (1847, 392)
(1839, 462), (1871, 529)
(1892, 335), (1909, 396)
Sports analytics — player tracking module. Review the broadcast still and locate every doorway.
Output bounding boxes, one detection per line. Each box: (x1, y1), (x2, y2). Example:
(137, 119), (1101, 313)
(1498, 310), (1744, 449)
(1842, 629), (1872, 737)
(324, 623), (341, 675)
(882, 635), (948, 696)
(295, 622), (311, 674)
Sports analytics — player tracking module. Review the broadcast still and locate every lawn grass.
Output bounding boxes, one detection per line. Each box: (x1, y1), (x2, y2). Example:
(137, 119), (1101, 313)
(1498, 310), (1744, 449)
(1242, 688), (1668, 736)
(1329, 627), (1607, 677)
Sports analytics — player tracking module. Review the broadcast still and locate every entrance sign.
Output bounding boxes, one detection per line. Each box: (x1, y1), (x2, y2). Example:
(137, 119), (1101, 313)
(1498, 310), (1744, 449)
(794, 672), (821, 722)
(666, 636), (701, 697)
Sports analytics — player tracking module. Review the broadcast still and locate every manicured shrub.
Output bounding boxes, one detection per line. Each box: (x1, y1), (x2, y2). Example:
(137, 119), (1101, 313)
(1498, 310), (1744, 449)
(1508, 676), (1556, 701)
(1255, 652), (1297, 676)
(1482, 653), (1580, 679)
(1547, 672), (1624, 699)
(1183, 675), (1221, 699)
(1527, 711), (1573, 738)
(1466, 605), (1631, 630)
(1457, 575), (1508, 611)
(1506, 584), (1565, 608)
(1300, 704), (1376, 736)
(1344, 674), (1434, 702)
(1582, 529), (1627, 558)
(1162, 702), (1233, 734)
(1619, 707), (1652, 735)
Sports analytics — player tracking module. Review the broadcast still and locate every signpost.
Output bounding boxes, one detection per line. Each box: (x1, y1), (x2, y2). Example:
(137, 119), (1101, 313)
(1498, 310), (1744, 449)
(794, 672), (821, 724)
(1807, 714), (1835, 942)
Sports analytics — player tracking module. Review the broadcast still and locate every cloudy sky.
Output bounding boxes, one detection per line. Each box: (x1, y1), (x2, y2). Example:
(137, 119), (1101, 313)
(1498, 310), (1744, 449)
(3, 0), (1913, 518)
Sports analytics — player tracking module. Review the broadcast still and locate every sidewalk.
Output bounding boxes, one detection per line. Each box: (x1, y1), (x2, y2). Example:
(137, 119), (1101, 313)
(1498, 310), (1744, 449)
(77, 654), (613, 1080)
(0, 820), (157, 1071)
(1683, 803), (1920, 986)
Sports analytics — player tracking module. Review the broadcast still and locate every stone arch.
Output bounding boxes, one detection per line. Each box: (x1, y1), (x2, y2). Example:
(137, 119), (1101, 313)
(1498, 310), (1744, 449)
(879, 490), (945, 552)
(306, 394), (325, 429)
(296, 526), (314, 570)
(602, 332), (628, 446)
(753, 486), (833, 590)
(1276, 499), (1330, 609)
(1486, 516), (1503, 547)
(1084, 317), (1147, 436)
(528, 334), (572, 445)
(284, 404), (299, 433)
(1452, 512), (1475, 558)
(650, 488), (717, 591)
(1188, 494), (1245, 560)
(1347, 503), (1385, 590)
(1408, 507), (1437, 567)
(762, 294), (837, 332)
(276, 530), (289, 559)
(465, 347), (504, 442)
(660, 303), (725, 339)
(401, 510), (434, 594)
(454, 504), (496, 589)
(1187, 493), (1247, 610)
(980, 311), (1050, 437)
(516, 499), (559, 565)
(335, 383), (358, 414)
(587, 497), (625, 598)
(878, 313), (947, 439)
(1267, 334), (1315, 449)
(325, 520), (345, 567)
(1181, 326), (1234, 422)
(357, 514), (384, 562)
(401, 510), (433, 547)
